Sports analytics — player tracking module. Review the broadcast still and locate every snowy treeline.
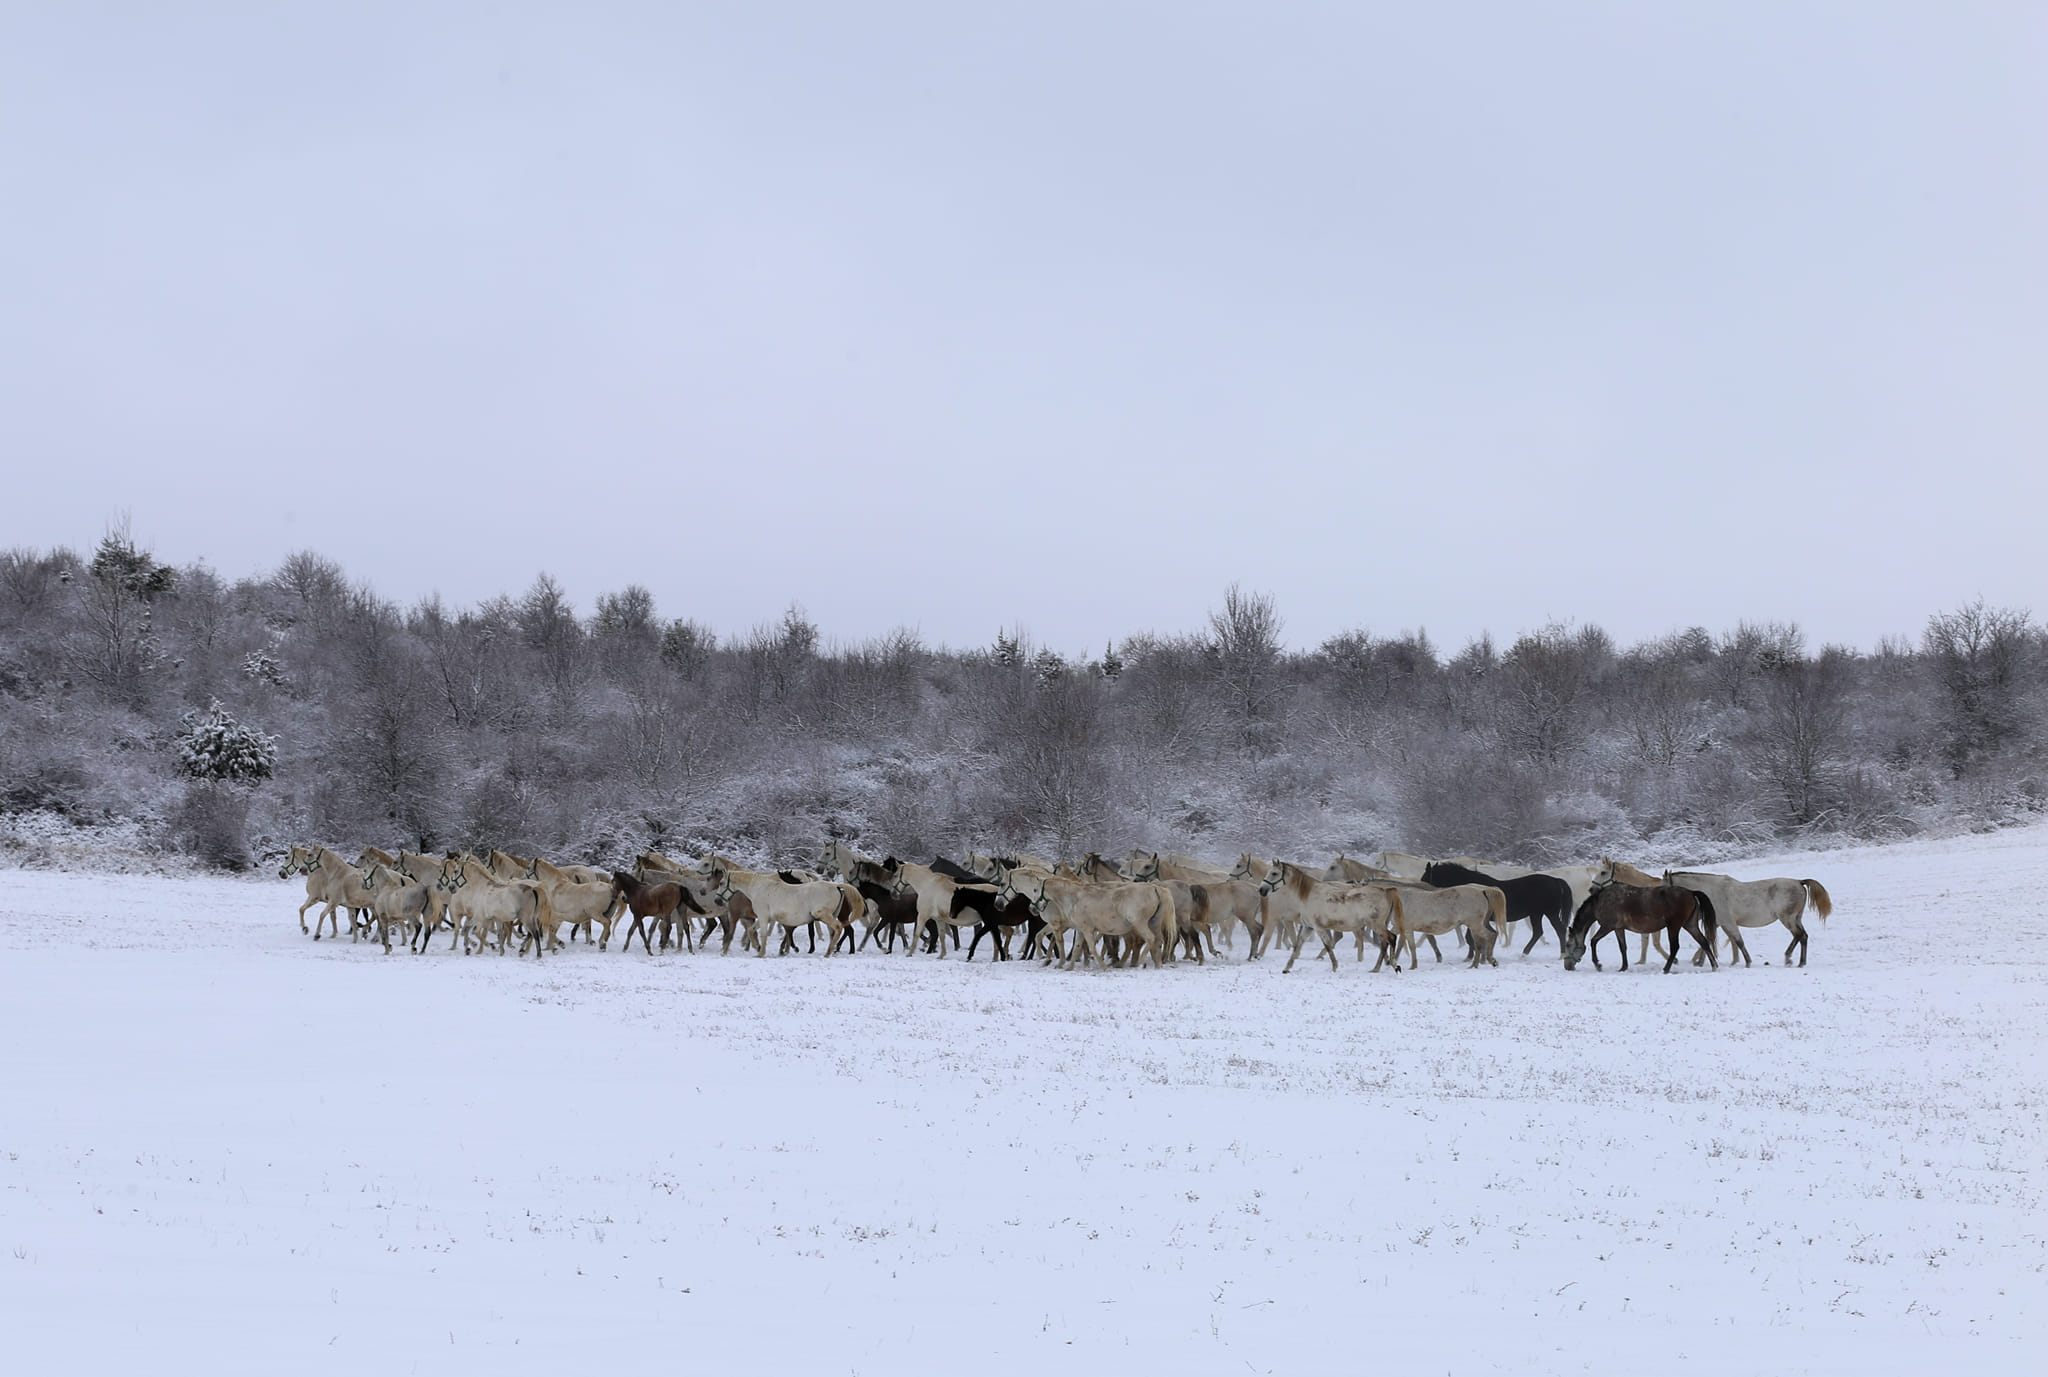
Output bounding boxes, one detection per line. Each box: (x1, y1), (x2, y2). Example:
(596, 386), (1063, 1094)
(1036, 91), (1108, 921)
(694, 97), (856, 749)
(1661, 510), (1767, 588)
(1, 533), (2043, 871)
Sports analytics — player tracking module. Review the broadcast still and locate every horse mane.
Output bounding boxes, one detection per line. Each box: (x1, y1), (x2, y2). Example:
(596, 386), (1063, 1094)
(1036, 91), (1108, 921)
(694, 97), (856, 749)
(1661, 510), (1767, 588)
(1423, 860), (1488, 887)
(1278, 861), (1312, 900)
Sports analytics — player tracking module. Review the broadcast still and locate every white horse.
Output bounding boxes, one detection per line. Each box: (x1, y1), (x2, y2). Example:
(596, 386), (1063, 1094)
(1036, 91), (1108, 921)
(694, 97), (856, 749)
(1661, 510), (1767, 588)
(1256, 862), (1405, 974)
(356, 862), (434, 954)
(1374, 851), (1431, 881)
(1662, 868), (1833, 967)
(994, 866), (1171, 970)
(436, 855), (553, 958)
(280, 844), (365, 939)
(1386, 882), (1506, 970)
(702, 857), (852, 957)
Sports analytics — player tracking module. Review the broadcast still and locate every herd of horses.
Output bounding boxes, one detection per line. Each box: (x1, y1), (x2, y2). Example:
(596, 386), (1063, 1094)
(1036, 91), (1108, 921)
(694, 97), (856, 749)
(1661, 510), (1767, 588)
(279, 841), (1834, 974)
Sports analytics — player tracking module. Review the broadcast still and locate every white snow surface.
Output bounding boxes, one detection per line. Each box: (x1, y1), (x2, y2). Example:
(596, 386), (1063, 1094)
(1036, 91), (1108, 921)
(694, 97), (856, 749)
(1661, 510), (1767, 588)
(3, 827), (2045, 1374)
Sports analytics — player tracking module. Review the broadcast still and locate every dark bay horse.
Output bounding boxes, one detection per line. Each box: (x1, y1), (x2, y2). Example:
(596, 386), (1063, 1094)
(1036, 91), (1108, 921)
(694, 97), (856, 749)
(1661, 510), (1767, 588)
(1422, 861), (1574, 955)
(1564, 883), (1719, 972)
(612, 871), (704, 955)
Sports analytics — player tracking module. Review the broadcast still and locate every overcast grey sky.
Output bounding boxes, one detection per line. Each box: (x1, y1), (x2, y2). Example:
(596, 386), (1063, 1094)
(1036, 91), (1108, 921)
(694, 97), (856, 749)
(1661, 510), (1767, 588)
(2, 3), (2042, 655)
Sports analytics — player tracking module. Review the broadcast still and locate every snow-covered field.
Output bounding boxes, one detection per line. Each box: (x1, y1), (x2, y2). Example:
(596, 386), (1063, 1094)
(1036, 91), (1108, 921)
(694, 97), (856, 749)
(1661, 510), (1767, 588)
(4, 829), (2045, 1374)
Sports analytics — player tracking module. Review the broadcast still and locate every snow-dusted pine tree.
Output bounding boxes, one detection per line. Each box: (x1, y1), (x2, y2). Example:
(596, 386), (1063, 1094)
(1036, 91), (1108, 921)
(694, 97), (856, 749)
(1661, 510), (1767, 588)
(175, 699), (278, 783)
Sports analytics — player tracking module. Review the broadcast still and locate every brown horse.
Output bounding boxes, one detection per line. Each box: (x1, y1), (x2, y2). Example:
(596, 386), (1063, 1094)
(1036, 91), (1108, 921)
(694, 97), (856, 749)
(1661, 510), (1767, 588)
(612, 871), (703, 955)
(1563, 883), (1720, 973)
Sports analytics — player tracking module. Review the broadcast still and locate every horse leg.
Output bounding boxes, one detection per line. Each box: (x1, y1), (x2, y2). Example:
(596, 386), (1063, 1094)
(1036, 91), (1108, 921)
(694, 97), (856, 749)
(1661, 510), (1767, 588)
(1662, 920), (1679, 973)
(1426, 934), (1442, 963)
(1522, 915), (1543, 956)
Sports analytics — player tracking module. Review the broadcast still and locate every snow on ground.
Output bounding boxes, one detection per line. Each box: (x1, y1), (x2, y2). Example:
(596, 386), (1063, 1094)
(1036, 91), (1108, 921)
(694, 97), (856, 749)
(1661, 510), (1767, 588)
(3, 828), (2046, 1375)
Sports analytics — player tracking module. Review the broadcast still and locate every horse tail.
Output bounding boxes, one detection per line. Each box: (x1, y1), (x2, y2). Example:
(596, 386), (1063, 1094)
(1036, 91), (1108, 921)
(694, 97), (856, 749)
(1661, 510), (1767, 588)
(1801, 879), (1832, 923)
(1485, 886), (1506, 935)
(1691, 889), (1717, 931)
(533, 884), (557, 943)
(1145, 888), (1168, 964)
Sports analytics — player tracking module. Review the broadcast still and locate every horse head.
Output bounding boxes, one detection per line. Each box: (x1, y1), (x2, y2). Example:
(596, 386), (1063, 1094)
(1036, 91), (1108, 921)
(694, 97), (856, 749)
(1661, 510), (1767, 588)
(1562, 892), (1600, 968)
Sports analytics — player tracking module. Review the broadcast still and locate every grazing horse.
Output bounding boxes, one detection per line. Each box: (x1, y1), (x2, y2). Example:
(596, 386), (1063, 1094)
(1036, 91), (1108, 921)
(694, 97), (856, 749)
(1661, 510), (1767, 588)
(611, 871), (702, 955)
(1663, 868), (1833, 968)
(1563, 881), (1720, 973)
(1594, 858), (1704, 965)
(1421, 861), (1574, 956)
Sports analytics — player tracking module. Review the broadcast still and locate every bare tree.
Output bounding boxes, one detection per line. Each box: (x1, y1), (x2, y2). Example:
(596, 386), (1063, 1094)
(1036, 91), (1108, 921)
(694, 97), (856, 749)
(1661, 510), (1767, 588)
(1923, 600), (2033, 774)
(1208, 584), (1287, 752)
(1493, 622), (1607, 765)
(1614, 635), (1706, 768)
(1745, 649), (1851, 827)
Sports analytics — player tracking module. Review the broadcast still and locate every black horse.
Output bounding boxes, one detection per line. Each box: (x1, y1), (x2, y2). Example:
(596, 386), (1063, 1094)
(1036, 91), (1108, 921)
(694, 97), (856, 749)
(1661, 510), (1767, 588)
(931, 855), (1042, 958)
(1421, 861), (1574, 956)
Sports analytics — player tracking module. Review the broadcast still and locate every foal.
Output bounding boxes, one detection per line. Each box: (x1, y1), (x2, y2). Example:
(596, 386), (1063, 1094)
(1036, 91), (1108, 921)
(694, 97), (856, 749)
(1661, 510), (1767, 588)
(612, 871), (703, 955)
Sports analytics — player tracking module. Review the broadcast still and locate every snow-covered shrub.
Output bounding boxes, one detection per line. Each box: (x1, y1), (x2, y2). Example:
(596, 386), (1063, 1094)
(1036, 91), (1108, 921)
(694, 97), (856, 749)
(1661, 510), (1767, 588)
(240, 650), (288, 687)
(175, 700), (278, 783)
